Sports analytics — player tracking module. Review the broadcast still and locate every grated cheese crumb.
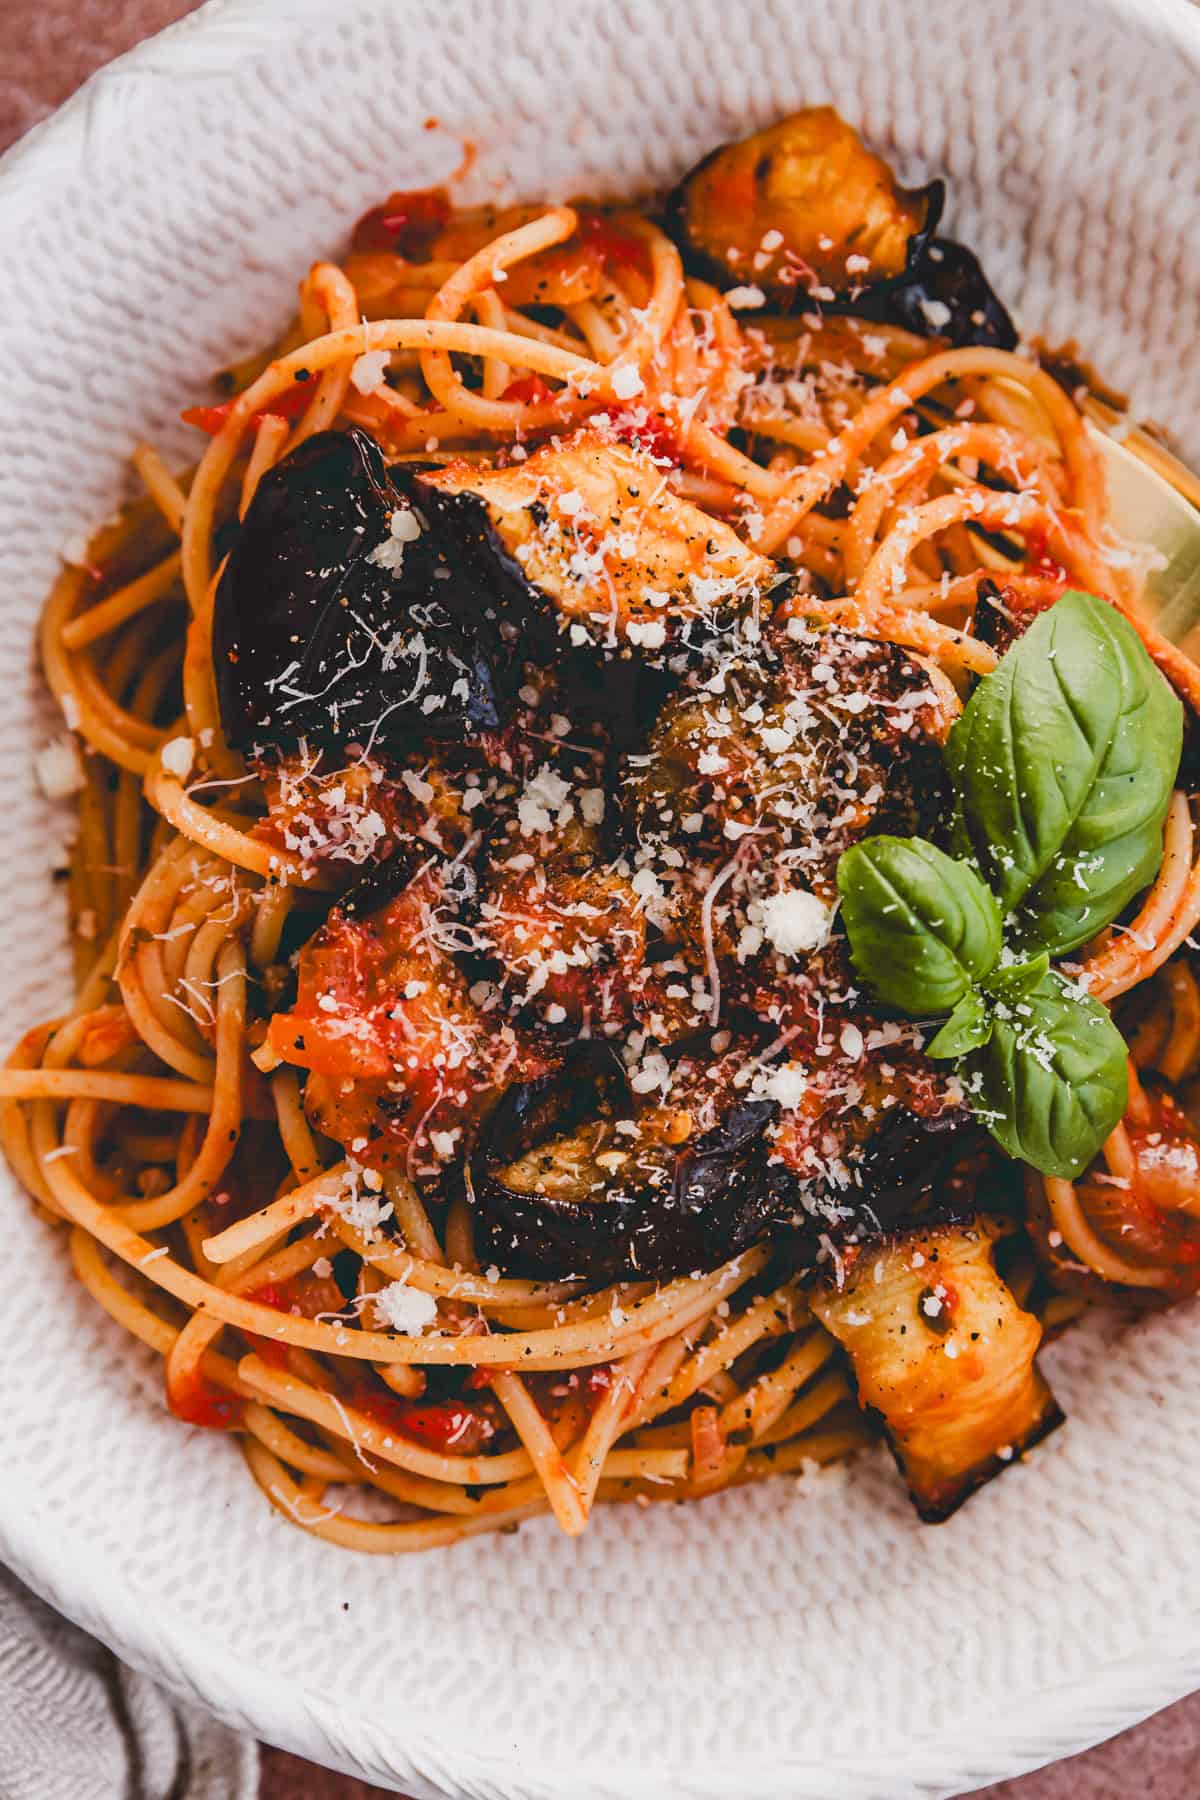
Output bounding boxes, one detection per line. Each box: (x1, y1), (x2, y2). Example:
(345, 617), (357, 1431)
(34, 735), (86, 800)
(918, 297), (952, 331)
(374, 1281), (438, 1334)
(350, 350), (390, 394)
(160, 735), (195, 781)
(759, 888), (833, 957)
(763, 1062), (808, 1110)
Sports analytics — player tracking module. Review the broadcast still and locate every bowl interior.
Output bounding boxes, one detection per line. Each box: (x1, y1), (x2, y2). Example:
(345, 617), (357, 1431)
(2, 3), (1200, 1797)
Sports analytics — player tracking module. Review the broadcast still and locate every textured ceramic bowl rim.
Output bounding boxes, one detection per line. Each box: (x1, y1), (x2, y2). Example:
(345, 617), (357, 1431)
(4, 2), (1200, 1796)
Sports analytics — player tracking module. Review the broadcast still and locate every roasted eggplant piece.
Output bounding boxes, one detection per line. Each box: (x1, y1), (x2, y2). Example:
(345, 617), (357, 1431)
(470, 1049), (789, 1282)
(671, 108), (1015, 350)
(630, 623), (947, 964)
(763, 1036), (988, 1250)
(213, 428), (503, 754)
(415, 430), (776, 657)
(845, 231), (1017, 351)
(834, 1103), (993, 1238)
(674, 107), (929, 293)
(813, 1221), (1063, 1521)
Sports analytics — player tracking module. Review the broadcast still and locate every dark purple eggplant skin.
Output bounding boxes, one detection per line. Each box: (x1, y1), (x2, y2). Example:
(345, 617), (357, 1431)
(412, 478), (555, 644)
(212, 428), (503, 754)
(469, 1051), (788, 1283)
(842, 1107), (995, 1237)
(840, 228), (1018, 351)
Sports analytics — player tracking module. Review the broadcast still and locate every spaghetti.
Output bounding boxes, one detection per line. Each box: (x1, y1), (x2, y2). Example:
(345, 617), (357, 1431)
(6, 107), (1200, 1552)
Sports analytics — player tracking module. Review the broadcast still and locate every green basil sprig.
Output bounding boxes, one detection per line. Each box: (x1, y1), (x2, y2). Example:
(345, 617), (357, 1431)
(835, 590), (1181, 1179)
(962, 969), (1129, 1179)
(947, 589), (1183, 954)
(835, 836), (1001, 1015)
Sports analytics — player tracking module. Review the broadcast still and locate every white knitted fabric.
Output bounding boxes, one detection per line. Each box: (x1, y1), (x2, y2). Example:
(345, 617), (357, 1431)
(0, 1567), (256, 1800)
(0, 3), (1199, 1798)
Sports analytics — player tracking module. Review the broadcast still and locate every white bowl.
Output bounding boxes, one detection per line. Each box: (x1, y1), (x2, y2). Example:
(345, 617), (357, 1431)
(2, 2), (1200, 1795)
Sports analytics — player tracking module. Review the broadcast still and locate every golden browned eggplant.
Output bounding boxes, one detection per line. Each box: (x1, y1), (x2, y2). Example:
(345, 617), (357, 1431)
(416, 431), (776, 655)
(674, 107), (929, 294)
(813, 1221), (1063, 1520)
(671, 108), (1016, 348)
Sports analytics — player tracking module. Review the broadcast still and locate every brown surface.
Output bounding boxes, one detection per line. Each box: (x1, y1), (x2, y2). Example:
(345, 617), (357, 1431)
(4, 3), (1198, 1796)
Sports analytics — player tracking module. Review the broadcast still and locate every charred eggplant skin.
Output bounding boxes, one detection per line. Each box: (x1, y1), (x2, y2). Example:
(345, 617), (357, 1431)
(846, 1107), (993, 1236)
(469, 1050), (787, 1282)
(814, 1222), (1063, 1521)
(412, 476), (558, 647)
(838, 218), (1018, 352)
(212, 428), (502, 753)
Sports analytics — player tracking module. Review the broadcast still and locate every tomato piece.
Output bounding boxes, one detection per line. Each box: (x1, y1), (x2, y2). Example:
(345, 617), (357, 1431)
(578, 209), (650, 273)
(1018, 525), (1067, 587)
(166, 1368), (244, 1431)
(352, 1382), (501, 1454)
(391, 1401), (499, 1454)
(481, 846), (645, 1029)
(500, 375), (554, 406)
(181, 382), (312, 436)
(611, 410), (681, 465)
(242, 1274), (348, 1366)
(351, 187), (452, 257)
(1129, 1095), (1200, 1215)
(267, 867), (552, 1163)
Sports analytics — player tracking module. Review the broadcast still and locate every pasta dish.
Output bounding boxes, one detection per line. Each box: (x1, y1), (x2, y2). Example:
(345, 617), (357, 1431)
(6, 107), (1200, 1552)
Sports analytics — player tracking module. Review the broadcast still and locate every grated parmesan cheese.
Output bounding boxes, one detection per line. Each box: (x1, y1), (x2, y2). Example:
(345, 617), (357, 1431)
(160, 735), (195, 781)
(350, 350), (390, 394)
(763, 1062), (809, 1110)
(374, 1282), (438, 1334)
(759, 888), (833, 957)
(34, 735), (85, 800)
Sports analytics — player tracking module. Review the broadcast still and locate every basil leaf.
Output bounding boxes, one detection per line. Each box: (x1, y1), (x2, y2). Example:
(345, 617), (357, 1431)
(926, 990), (992, 1060)
(960, 969), (1128, 1178)
(948, 590), (1182, 955)
(981, 951), (1050, 1001)
(837, 836), (1002, 1014)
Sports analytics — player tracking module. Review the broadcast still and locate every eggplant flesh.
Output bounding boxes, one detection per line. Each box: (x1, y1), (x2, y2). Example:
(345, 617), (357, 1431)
(673, 107), (928, 292)
(212, 427), (502, 753)
(416, 431), (776, 657)
(470, 1050), (789, 1282)
(671, 107), (1015, 351)
(813, 1222), (1063, 1521)
(633, 623), (948, 909)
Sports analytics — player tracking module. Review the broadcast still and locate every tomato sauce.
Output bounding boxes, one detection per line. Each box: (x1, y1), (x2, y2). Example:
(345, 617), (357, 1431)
(351, 187), (452, 258)
(181, 381), (312, 436)
(166, 1370), (244, 1431)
